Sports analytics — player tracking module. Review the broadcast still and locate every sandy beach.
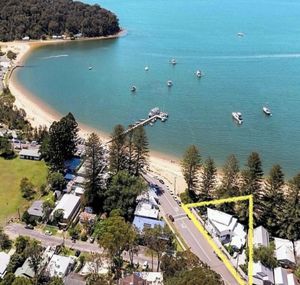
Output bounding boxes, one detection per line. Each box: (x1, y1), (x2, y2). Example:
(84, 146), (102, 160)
(1, 36), (188, 193)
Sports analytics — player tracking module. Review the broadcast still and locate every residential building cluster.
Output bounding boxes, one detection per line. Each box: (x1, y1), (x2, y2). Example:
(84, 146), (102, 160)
(204, 207), (300, 285)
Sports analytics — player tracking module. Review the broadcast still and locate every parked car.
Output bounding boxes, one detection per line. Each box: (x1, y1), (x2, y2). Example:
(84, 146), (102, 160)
(25, 224), (34, 230)
(159, 179), (165, 184)
(89, 236), (95, 243)
(168, 214), (174, 222)
(45, 230), (52, 236)
(75, 250), (81, 257)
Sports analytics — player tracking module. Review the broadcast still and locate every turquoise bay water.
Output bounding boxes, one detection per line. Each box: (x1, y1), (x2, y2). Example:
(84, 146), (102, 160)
(17, 0), (300, 176)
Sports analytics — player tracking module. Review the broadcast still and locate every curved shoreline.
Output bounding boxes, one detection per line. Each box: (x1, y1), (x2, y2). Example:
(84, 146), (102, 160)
(3, 36), (187, 193)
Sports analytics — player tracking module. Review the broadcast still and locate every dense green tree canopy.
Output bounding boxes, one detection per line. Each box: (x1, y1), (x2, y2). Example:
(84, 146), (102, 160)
(40, 112), (78, 171)
(0, 0), (120, 41)
(165, 266), (223, 285)
(103, 170), (146, 220)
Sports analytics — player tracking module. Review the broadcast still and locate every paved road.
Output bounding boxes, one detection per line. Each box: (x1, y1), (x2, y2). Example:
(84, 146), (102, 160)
(5, 223), (157, 268)
(143, 173), (240, 285)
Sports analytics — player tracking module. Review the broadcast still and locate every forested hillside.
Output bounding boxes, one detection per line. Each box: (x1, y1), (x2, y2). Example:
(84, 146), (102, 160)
(0, 0), (120, 41)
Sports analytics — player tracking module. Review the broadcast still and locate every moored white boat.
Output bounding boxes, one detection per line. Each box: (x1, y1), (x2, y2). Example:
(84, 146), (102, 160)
(232, 112), (243, 124)
(263, 106), (272, 116)
(196, 70), (203, 78)
(167, 80), (173, 87)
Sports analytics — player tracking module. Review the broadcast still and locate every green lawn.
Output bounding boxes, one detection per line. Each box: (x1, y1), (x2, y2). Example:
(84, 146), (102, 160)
(0, 157), (48, 225)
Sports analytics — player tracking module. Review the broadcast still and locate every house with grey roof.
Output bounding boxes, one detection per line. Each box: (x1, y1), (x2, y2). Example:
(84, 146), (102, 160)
(15, 258), (35, 278)
(27, 200), (45, 220)
(19, 148), (41, 160)
(254, 226), (270, 248)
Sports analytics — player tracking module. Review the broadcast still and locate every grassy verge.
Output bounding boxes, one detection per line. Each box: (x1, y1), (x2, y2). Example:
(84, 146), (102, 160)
(0, 157), (48, 225)
(43, 225), (58, 236)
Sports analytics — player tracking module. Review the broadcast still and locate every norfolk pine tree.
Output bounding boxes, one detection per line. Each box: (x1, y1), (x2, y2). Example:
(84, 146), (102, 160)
(199, 157), (217, 201)
(132, 126), (149, 176)
(260, 164), (285, 234)
(109, 124), (127, 173)
(181, 145), (201, 200)
(84, 133), (105, 211)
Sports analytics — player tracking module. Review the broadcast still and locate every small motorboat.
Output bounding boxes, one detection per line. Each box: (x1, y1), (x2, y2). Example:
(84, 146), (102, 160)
(145, 66), (149, 71)
(263, 106), (272, 116)
(232, 112), (243, 124)
(167, 80), (173, 87)
(170, 58), (176, 65)
(196, 70), (203, 78)
(88, 66), (93, 70)
(131, 86), (137, 92)
(237, 32), (245, 37)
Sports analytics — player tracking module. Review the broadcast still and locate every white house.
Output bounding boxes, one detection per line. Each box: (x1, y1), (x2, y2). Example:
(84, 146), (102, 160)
(206, 208), (246, 250)
(274, 238), (296, 267)
(254, 226), (270, 248)
(0, 252), (10, 279)
(134, 201), (159, 220)
(50, 194), (81, 224)
(135, 272), (164, 285)
(80, 261), (109, 276)
(47, 255), (75, 278)
(287, 273), (298, 285)
(19, 149), (41, 160)
(274, 267), (288, 285)
(253, 261), (274, 285)
(74, 186), (85, 196)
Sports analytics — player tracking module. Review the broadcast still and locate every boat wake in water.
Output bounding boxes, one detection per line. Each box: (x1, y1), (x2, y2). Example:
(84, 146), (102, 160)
(42, 54), (69, 60)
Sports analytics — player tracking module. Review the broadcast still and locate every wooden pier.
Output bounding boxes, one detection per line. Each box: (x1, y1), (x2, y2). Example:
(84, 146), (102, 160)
(106, 112), (168, 144)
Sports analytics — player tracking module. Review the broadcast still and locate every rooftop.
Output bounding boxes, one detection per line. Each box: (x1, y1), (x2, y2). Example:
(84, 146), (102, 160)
(274, 237), (295, 264)
(274, 267), (288, 285)
(253, 261), (274, 284)
(74, 186), (85, 195)
(51, 194), (80, 220)
(47, 254), (75, 278)
(27, 200), (44, 217)
(74, 176), (85, 185)
(19, 148), (40, 158)
(0, 252), (10, 278)
(15, 258), (35, 278)
(134, 202), (159, 220)
(80, 261), (109, 276)
(133, 216), (165, 231)
(135, 272), (164, 283)
(119, 274), (146, 285)
(254, 226), (270, 248)
(207, 208), (238, 234)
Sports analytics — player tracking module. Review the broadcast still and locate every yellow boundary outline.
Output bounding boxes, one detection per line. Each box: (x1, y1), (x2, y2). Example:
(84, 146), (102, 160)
(182, 195), (253, 285)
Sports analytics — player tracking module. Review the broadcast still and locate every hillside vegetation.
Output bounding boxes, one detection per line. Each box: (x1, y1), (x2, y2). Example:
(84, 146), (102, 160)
(0, 0), (120, 41)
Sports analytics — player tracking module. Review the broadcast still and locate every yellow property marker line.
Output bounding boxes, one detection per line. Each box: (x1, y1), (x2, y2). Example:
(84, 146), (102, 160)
(182, 195), (253, 285)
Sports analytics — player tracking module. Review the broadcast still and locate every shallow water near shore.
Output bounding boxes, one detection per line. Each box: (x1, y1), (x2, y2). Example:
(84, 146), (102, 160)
(16, 0), (300, 176)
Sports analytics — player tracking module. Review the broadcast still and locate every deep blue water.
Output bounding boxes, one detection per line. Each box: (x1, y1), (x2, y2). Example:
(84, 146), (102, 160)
(17, 0), (300, 176)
